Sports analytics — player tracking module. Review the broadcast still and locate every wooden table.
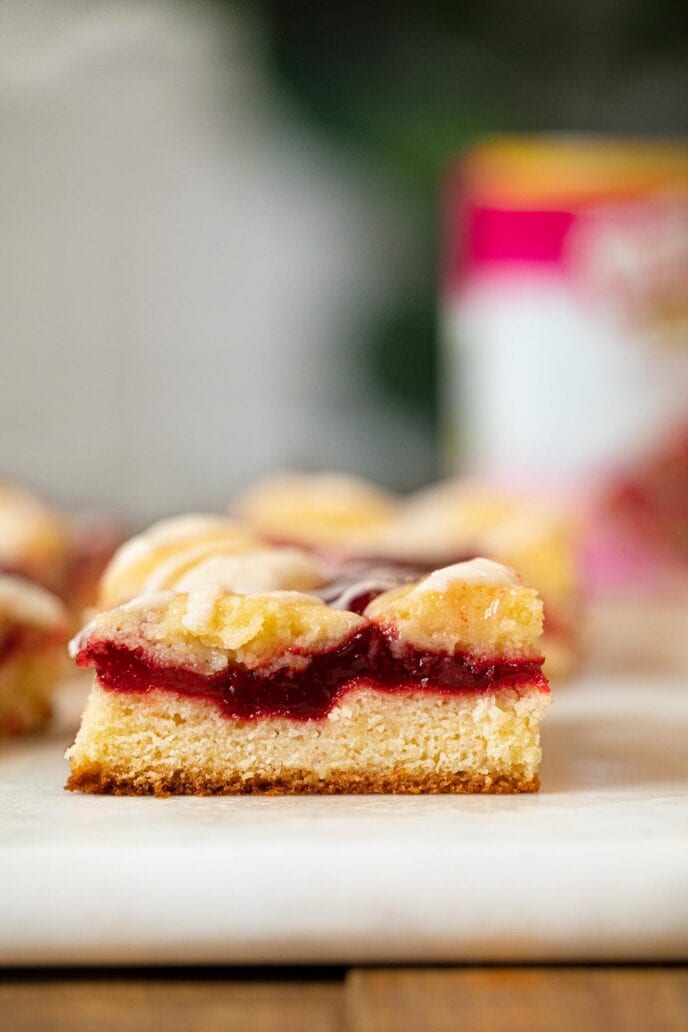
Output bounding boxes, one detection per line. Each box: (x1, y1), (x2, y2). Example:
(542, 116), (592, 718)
(3, 966), (687, 1031)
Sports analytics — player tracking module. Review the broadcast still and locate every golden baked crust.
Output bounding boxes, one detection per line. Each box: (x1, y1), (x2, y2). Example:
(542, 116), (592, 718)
(67, 762), (538, 796)
(234, 471), (397, 548)
(365, 570), (543, 660)
(0, 573), (70, 737)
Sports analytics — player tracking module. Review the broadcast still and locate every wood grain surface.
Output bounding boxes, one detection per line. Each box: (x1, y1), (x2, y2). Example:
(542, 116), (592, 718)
(0, 971), (344, 1032)
(348, 967), (688, 1032)
(2, 967), (688, 1032)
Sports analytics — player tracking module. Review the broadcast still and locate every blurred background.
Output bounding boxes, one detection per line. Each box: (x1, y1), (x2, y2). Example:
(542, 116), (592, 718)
(2, 4), (688, 1000)
(0, 0), (686, 521)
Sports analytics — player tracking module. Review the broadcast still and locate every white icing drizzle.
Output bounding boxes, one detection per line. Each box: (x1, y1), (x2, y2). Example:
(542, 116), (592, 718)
(178, 587), (325, 635)
(170, 548), (326, 595)
(0, 574), (66, 628)
(68, 625), (91, 659)
(140, 541), (245, 592)
(316, 566), (415, 611)
(104, 514), (249, 585)
(119, 591), (176, 612)
(181, 587), (222, 633)
(412, 558), (519, 595)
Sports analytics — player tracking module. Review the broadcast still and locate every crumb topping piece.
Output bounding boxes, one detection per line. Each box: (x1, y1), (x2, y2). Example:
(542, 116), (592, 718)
(76, 590), (366, 673)
(365, 559), (543, 659)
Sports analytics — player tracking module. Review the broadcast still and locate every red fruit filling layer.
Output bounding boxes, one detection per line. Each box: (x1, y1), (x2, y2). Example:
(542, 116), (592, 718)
(77, 625), (547, 721)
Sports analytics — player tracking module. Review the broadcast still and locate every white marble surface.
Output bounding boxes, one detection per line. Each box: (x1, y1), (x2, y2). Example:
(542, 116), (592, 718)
(1, 675), (687, 965)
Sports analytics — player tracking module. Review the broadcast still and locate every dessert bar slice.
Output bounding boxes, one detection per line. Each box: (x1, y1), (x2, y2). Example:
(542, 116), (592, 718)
(0, 574), (69, 735)
(98, 513), (329, 607)
(0, 481), (70, 593)
(66, 558), (550, 795)
(234, 472), (396, 550)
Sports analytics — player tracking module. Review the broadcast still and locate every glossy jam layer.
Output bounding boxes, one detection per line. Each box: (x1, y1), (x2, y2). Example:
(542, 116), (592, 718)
(77, 626), (547, 721)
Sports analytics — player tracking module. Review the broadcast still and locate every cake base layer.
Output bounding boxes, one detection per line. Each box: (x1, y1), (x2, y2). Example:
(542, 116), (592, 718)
(66, 681), (548, 796)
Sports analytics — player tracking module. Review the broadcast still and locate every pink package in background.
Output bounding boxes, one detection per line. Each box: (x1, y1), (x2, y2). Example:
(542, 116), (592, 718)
(442, 136), (688, 669)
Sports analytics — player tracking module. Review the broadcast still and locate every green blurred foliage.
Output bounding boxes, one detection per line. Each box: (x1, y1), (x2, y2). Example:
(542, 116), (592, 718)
(230, 1), (688, 423)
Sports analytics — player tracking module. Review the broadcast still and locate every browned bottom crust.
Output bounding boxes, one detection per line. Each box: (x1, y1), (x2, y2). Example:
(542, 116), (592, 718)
(66, 763), (539, 796)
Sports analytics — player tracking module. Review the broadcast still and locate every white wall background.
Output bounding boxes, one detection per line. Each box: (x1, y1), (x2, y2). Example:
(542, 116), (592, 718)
(0, 0), (431, 522)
